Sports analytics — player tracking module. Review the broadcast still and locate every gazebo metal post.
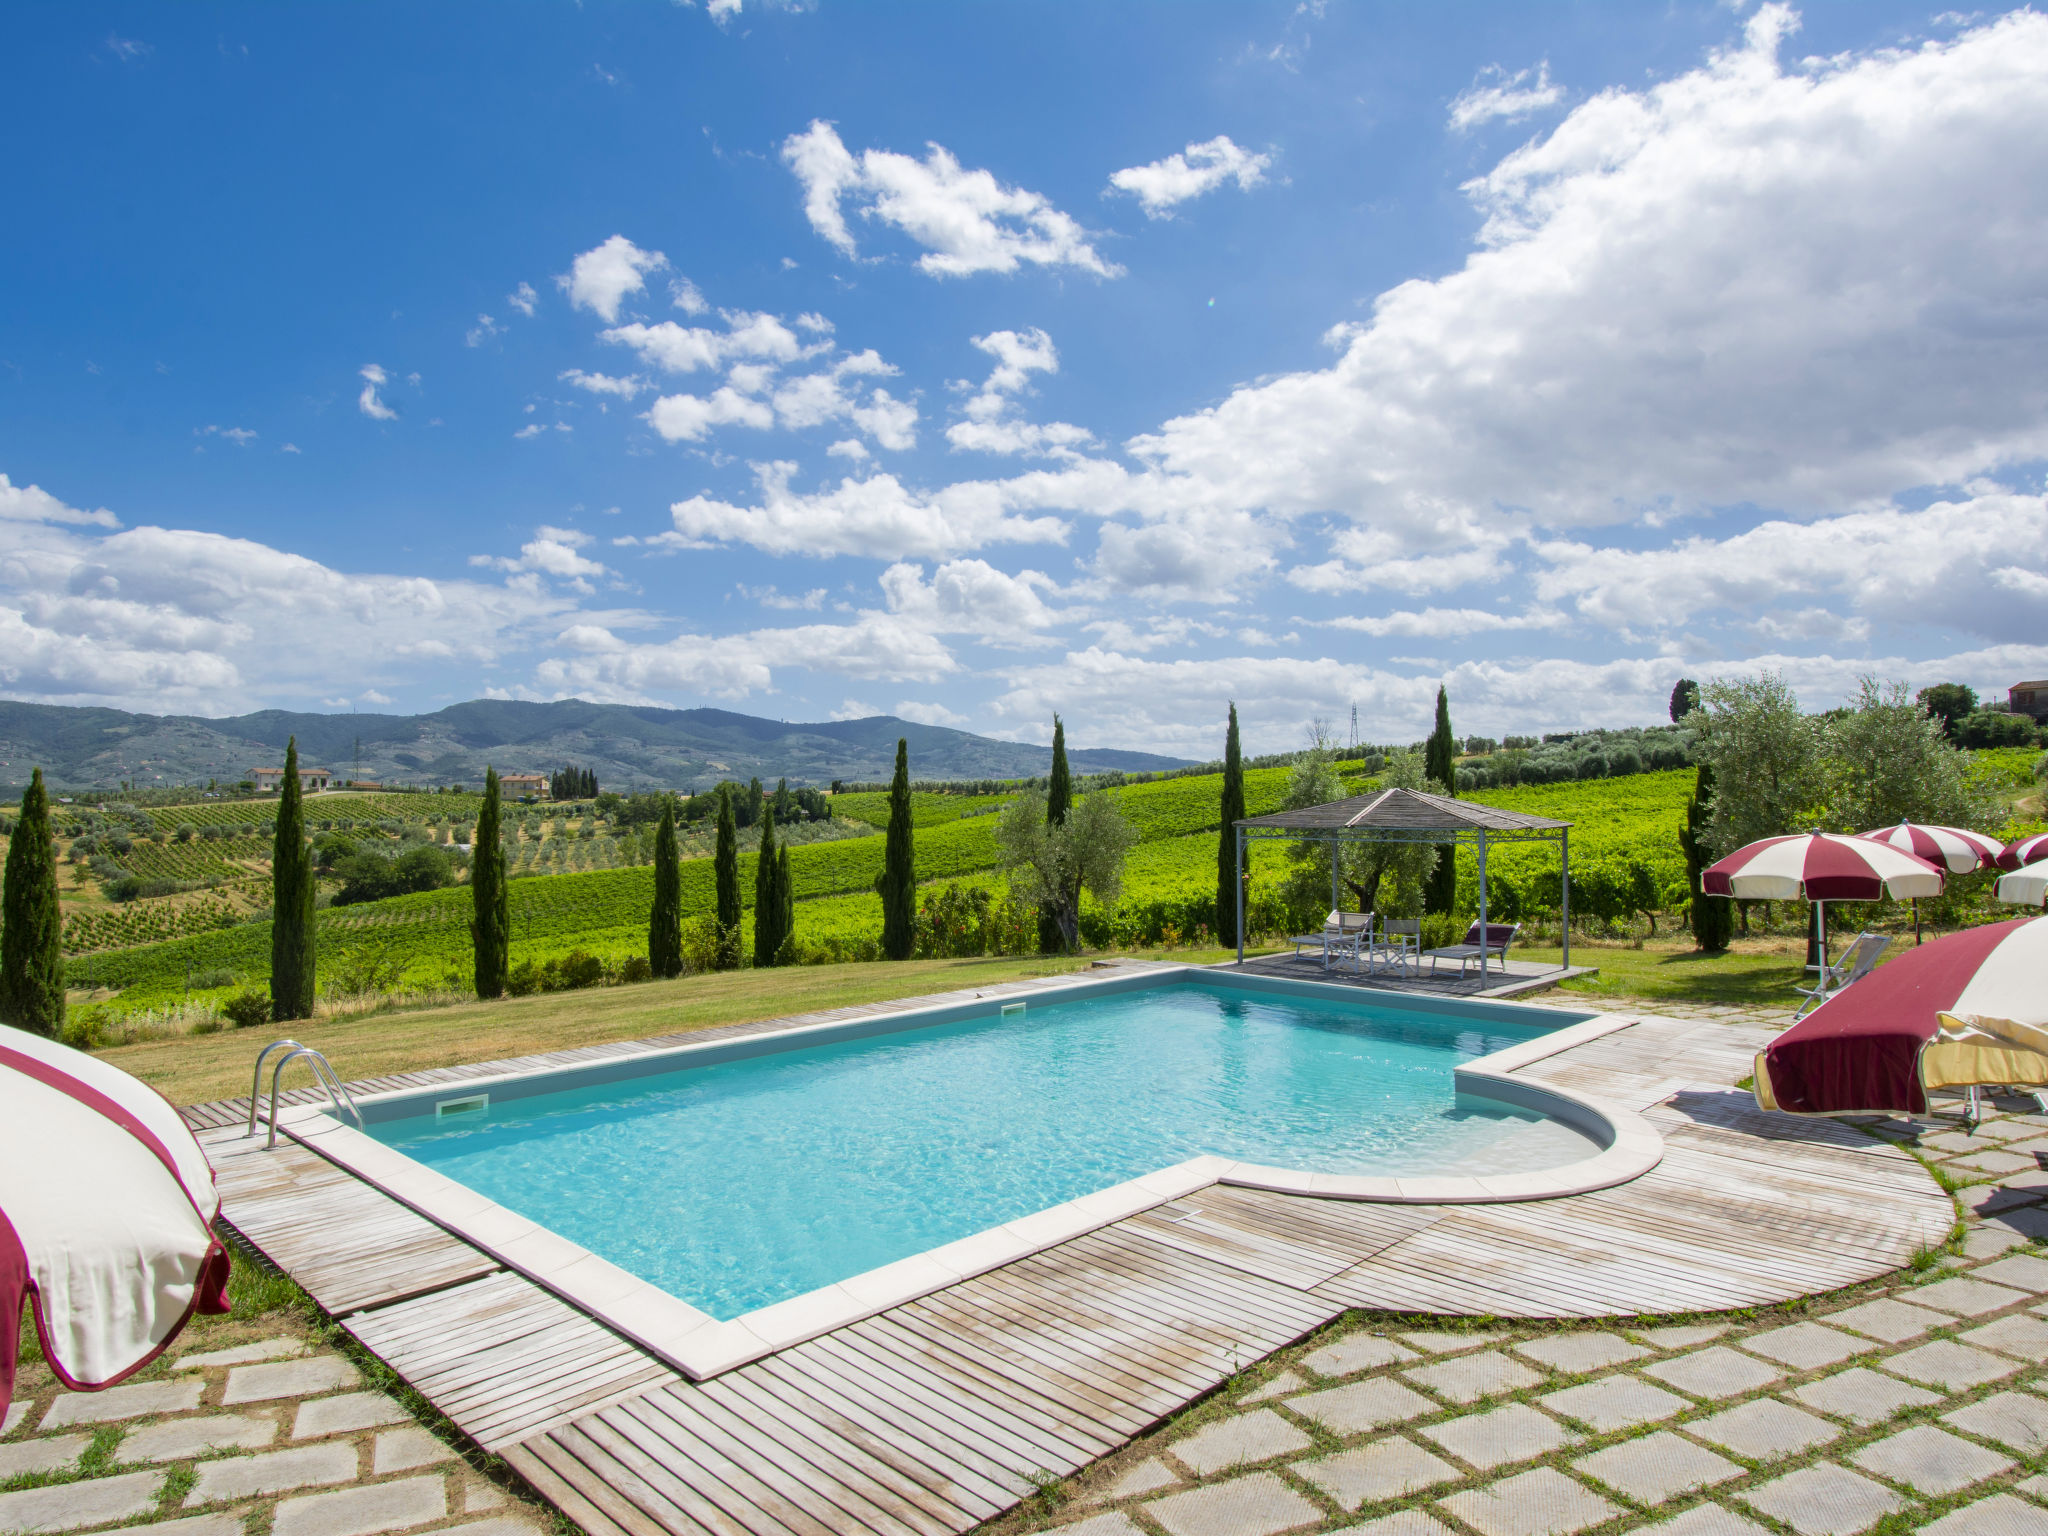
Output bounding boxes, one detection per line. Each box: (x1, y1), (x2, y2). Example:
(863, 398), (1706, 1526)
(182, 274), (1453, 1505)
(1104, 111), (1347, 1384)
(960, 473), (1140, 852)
(1235, 826), (1247, 966)
(1476, 829), (1489, 985)
(1561, 826), (1571, 970)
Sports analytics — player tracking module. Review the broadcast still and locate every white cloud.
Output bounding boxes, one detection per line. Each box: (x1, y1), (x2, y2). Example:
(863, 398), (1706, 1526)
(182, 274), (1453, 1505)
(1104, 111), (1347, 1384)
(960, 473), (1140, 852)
(666, 460), (1071, 559)
(465, 314), (503, 347)
(737, 583), (826, 611)
(781, 120), (1122, 279)
(878, 559), (1066, 643)
(1318, 606), (1563, 638)
(1106, 135), (1272, 217)
(558, 368), (645, 400)
(644, 387), (776, 442)
(280, 443), (301, 454)
(512, 424), (544, 440)
(1119, 7), (2048, 552)
(1448, 62), (1565, 131)
(0, 475), (120, 528)
(946, 328), (1095, 459)
(357, 365), (397, 421)
(507, 282), (539, 317)
(601, 312), (806, 373)
(194, 426), (258, 447)
(768, 352), (920, 450)
(534, 613), (956, 700)
(827, 439), (870, 461)
(670, 277), (709, 315)
(469, 526), (611, 590)
(893, 699), (972, 728)
(559, 235), (668, 323)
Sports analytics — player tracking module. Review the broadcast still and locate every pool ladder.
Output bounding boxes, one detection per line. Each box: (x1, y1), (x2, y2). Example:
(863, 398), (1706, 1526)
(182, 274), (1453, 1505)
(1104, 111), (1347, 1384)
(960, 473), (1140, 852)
(248, 1039), (365, 1149)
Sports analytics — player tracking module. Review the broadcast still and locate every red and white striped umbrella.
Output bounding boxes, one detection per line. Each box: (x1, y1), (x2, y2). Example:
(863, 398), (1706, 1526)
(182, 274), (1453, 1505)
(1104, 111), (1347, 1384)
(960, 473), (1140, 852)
(1, 1025), (231, 1403)
(1857, 821), (2003, 875)
(1999, 832), (2048, 872)
(1703, 833), (1946, 901)
(2000, 868), (2048, 908)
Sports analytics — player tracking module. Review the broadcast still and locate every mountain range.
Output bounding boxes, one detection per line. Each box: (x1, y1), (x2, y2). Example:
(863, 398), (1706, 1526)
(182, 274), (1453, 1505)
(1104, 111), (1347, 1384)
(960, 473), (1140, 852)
(0, 699), (1193, 792)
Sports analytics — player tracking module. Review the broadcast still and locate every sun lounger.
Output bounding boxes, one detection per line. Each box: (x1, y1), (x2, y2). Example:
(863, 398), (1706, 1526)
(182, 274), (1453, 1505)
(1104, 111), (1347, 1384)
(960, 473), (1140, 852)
(1422, 921), (1521, 979)
(1791, 931), (1890, 1019)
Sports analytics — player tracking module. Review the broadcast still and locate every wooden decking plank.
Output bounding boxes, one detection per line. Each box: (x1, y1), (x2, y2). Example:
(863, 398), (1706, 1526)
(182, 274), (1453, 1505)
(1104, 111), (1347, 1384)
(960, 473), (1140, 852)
(550, 1420), (751, 1536)
(602, 1397), (852, 1536)
(500, 1442), (646, 1536)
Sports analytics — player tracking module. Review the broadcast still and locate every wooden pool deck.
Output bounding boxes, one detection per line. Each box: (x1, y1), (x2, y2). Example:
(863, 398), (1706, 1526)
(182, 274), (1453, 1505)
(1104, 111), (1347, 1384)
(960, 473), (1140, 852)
(181, 962), (1951, 1536)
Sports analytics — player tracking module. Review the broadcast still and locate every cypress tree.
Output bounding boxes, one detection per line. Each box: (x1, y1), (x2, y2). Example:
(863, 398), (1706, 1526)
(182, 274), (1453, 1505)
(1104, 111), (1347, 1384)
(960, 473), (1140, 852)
(754, 807), (783, 967)
(1679, 762), (1733, 951)
(1215, 704), (1246, 949)
(649, 795), (683, 978)
(1423, 687), (1459, 914)
(777, 843), (795, 963)
(270, 738), (318, 1020)
(470, 767), (509, 998)
(0, 767), (64, 1037)
(1038, 715), (1072, 953)
(878, 738), (917, 959)
(714, 784), (741, 967)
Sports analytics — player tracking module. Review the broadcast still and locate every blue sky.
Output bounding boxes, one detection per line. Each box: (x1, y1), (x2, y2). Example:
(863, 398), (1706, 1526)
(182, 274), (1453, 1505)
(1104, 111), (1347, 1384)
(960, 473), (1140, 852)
(4, 1), (2046, 757)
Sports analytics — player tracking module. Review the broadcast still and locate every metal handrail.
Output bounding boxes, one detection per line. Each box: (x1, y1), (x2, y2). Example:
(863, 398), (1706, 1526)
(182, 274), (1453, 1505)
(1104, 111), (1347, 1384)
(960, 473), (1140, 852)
(247, 1039), (305, 1135)
(251, 1041), (366, 1148)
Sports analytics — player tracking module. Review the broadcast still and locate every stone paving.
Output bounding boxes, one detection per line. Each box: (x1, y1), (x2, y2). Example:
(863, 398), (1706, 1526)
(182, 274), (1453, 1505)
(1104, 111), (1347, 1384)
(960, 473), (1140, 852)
(0, 1308), (546, 1536)
(1020, 1075), (2048, 1536)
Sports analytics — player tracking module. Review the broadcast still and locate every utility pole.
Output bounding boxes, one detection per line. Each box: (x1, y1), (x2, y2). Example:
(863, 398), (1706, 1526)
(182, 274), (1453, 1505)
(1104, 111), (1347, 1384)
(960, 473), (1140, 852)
(1349, 704), (1359, 755)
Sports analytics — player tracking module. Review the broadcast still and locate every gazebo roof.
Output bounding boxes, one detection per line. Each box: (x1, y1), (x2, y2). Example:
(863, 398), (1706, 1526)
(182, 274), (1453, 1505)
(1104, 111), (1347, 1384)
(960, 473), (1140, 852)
(1236, 785), (1569, 835)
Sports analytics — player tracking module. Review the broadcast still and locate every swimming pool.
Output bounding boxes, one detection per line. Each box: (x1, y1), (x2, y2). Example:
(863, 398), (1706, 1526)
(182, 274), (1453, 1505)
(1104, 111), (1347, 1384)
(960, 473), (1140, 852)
(361, 974), (1601, 1321)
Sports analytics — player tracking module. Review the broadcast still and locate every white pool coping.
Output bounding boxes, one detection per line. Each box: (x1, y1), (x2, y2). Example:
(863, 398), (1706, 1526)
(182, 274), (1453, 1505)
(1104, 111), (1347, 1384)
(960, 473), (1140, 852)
(267, 964), (1661, 1381)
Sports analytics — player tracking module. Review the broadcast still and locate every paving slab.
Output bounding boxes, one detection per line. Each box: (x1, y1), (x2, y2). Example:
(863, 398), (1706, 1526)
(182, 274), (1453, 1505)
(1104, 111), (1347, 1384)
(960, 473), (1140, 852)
(1825, 1296), (1953, 1343)
(1511, 1332), (1651, 1374)
(0, 1432), (87, 1479)
(1538, 1375), (1690, 1433)
(1142, 1471), (1321, 1536)
(1398, 1330), (1510, 1355)
(1639, 1507), (1775, 1536)
(1092, 1458), (1179, 1502)
(462, 1483), (509, 1513)
(175, 1338), (310, 1370)
(1632, 1324), (1731, 1349)
(1908, 1276), (2033, 1315)
(2, 1401), (28, 1435)
(1284, 1378), (1437, 1435)
(1965, 1226), (2032, 1258)
(1293, 1436), (1461, 1509)
(1964, 1185), (2047, 1216)
(1241, 1370), (1304, 1403)
(1053, 1516), (1144, 1536)
(1976, 1253), (2048, 1292)
(1964, 1312), (2048, 1361)
(223, 1355), (363, 1405)
(293, 1392), (412, 1439)
(1920, 1492), (2048, 1535)
(1989, 1207), (2048, 1239)
(1338, 1513), (1457, 1536)
(139, 1516), (246, 1536)
(1737, 1322), (1872, 1371)
(1942, 1389), (2048, 1454)
(1169, 1410), (1312, 1476)
(1434, 1466), (1621, 1536)
(1685, 1397), (1840, 1461)
(1738, 1463), (1905, 1536)
(0, 1468), (165, 1533)
(1787, 1366), (1943, 1426)
(1571, 1430), (1741, 1505)
(1417, 1403), (1576, 1473)
(124, 1412), (279, 1462)
(186, 1440), (362, 1504)
(1641, 1346), (1785, 1401)
(271, 1475), (448, 1536)
(373, 1425), (460, 1475)
(1402, 1350), (1544, 1405)
(40, 1376), (205, 1427)
(1951, 1150), (2039, 1175)
(1850, 1422), (2015, 1496)
(1884, 1338), (2024, 1391)
(1301, 1333), (1420, 1377)
(433, 1523), (538, 1536)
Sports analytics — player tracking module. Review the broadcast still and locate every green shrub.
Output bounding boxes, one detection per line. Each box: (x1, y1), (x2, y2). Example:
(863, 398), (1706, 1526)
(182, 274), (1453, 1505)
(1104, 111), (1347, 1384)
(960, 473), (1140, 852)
(222, 989), (271, 1030)
(618, 954), (653, 984)
(505, 960), (543, 996)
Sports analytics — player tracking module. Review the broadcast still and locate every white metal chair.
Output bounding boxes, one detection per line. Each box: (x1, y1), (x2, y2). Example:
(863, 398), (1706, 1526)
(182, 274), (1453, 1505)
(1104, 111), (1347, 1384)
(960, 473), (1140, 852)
(1792, 931), (1891, 1019)
(1372, 918), (1421, 977)
(1291, 910), (1373, 971)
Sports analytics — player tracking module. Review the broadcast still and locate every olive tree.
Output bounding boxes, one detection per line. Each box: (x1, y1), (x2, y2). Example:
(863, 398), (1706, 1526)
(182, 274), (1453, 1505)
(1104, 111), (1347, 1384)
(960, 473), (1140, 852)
(995, 787), (1137, 953)
(1690, 671), (1821, 860)
(1820, 675), (1998, 834)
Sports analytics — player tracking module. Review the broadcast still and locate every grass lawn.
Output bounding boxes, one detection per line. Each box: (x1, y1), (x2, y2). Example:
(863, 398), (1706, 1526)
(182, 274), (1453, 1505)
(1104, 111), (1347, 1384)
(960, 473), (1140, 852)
(1527, 937), (1836, 1009)
(106, 952), (1113, 1107)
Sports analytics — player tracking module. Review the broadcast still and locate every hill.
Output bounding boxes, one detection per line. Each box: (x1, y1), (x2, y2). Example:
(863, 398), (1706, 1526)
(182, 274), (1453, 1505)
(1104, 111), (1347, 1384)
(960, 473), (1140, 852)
(0, 698), (1190, 792)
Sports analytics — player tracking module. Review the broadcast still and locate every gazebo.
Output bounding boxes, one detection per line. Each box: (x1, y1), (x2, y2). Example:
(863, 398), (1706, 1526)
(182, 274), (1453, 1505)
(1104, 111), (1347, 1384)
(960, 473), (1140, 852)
(1233, 786), (1574, 982)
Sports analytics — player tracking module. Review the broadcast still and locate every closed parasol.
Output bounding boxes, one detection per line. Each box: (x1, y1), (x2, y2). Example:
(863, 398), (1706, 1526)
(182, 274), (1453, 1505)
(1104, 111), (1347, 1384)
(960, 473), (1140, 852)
(1, 1025), (231, 1402)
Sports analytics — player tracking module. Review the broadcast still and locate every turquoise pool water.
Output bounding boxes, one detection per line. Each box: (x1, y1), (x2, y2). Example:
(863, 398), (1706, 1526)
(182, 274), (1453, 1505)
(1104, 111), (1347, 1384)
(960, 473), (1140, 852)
(371, 980), (1595, 1319)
